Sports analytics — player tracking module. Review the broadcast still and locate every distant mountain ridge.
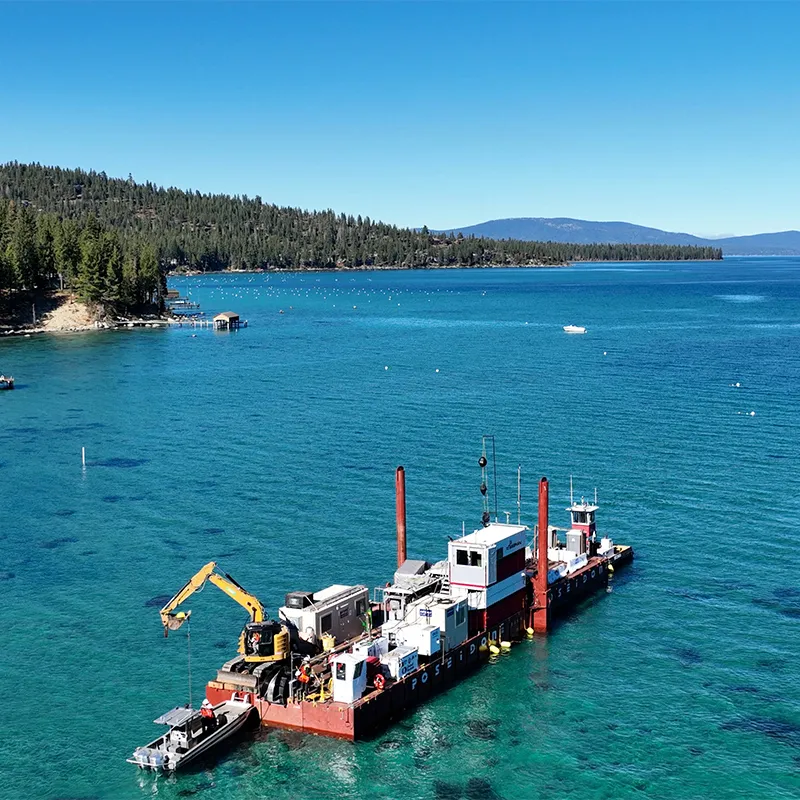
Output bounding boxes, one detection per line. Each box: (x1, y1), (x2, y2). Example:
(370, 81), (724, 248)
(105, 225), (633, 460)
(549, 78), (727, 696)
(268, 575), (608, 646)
(437, 218), (800, 256)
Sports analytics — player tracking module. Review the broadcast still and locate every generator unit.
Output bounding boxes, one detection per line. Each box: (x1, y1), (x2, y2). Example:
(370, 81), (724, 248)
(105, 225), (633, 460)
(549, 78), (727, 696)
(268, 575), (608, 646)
(380, 645), (419, 680)
(279, 584), (369, 647)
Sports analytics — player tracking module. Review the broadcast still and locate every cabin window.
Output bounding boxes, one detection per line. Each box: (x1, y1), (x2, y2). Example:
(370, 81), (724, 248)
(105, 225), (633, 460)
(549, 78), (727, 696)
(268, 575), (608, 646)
(574, 511), (587, 524)
(456, 604), (466, 626)
(339, 606), (350, 619)
(456, 549), (468, 565)
(321, 613), (332, 633)
(470, 551), (482, 567)
(336, 663), (346, 680)
(496, 547), (504, 560)
(353, 660), (364, 679)
(355, 599), (366, 616)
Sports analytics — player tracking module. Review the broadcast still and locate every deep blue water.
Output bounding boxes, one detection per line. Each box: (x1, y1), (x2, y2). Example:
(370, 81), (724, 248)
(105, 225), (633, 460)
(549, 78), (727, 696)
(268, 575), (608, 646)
(1, 258), (799, 799)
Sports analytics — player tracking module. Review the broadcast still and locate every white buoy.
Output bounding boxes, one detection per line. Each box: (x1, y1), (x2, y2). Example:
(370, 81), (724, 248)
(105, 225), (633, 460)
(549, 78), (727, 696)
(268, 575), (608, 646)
(603, 351), (607, 355)
(435, 369), (439, 373)
(750, 411), (756, 416)
(736, 382), (741, 388)
(384, 366), (389, 370)
(81, 447), (86, 466)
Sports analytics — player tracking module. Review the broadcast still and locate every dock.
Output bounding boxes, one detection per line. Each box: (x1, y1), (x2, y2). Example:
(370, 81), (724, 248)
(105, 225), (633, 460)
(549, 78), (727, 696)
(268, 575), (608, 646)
(115, 316), (247, 330)
(213, 311), (246, 330)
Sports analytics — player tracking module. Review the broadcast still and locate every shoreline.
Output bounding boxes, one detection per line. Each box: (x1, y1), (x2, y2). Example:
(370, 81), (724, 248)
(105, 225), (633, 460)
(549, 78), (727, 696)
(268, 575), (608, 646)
(1, 318), (174, 338)
(168, 257), (723, 278)
(169, 261), (569, 277)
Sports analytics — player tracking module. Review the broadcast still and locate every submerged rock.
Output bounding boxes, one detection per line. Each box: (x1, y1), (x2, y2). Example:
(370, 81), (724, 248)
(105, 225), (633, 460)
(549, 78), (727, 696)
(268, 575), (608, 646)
(177, 780), (214, 796)
(433, 780), (462, 800)
(674, 647), (702, 665)
(144, 594), (172, 607)
(721, 716), (800, 747)
(375, 738), (405, 752)
(91, 457), (148, 468)
(465, 719), (499, 741)
(41, 536), (78, 549)
(466, 777), (499, 799)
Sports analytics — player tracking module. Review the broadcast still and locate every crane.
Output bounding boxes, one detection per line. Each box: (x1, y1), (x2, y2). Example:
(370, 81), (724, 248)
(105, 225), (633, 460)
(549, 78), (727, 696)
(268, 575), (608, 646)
(159, 561), (289, 664)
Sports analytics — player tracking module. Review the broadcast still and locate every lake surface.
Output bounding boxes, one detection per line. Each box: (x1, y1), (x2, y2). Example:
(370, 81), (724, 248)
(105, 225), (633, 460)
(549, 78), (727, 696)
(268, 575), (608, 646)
(1, 258), (799, 799)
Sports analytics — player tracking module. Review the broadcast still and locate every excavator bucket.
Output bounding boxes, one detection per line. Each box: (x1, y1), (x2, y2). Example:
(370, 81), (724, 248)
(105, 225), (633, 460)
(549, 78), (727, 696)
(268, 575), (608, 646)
(165, 610), (191, 632)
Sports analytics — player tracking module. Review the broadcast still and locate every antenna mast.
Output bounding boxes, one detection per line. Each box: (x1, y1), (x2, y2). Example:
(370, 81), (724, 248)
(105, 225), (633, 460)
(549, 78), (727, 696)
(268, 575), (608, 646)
(570, 474), (574, 505)
(479, 435), (498, 525)
(517, 464), (521, 525)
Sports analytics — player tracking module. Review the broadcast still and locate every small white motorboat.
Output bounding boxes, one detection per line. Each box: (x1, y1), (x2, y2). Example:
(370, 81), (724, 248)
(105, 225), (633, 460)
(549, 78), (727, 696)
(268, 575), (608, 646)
(0, 375), (14, 390)
(128, 698), (254, 771)
(563, 325), (587, 334)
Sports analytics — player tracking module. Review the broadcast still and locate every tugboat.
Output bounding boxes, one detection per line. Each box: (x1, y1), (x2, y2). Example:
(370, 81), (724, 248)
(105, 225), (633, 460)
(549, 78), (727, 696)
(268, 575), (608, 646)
(128, 697), (255, 771)
(0, 375), (14, 390)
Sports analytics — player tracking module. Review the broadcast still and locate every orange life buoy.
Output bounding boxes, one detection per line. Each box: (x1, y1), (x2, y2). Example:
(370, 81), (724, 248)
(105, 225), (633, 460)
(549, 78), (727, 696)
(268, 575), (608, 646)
(374, 674), (386, 690)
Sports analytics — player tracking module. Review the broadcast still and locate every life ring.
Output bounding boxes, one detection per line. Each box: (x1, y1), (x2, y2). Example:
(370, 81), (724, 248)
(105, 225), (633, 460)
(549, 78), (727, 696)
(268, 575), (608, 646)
(374, 674), (386, 690)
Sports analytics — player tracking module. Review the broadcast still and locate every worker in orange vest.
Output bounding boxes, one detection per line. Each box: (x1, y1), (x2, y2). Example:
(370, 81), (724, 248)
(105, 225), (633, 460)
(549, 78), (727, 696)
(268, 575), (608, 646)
(200, 698), (216, 734)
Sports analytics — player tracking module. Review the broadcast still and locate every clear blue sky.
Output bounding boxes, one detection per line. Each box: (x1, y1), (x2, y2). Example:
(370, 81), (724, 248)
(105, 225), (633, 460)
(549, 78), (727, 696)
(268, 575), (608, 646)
(2, 1), (798, 236)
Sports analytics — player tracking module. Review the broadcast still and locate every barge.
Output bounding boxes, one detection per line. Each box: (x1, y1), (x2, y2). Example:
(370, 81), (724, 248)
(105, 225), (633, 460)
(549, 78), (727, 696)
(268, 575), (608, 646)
(189, 463), (633, 742)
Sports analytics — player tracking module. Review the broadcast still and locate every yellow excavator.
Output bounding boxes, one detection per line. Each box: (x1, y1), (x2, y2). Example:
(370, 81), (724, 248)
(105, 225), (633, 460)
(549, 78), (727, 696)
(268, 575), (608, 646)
(159, 561), (290, 664)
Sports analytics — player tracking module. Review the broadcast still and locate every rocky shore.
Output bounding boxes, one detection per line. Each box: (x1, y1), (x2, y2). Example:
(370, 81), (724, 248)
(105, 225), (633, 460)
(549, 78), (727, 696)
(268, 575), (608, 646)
(1, 294), (168, 337)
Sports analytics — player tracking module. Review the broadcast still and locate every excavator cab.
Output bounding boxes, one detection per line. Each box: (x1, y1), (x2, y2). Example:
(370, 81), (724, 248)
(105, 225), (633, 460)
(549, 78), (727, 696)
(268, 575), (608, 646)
(240, 620), (290, 663)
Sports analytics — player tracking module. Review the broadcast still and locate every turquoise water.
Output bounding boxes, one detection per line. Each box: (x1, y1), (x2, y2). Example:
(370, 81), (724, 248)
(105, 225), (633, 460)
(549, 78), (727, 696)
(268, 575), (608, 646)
(2, 258), (799, 800)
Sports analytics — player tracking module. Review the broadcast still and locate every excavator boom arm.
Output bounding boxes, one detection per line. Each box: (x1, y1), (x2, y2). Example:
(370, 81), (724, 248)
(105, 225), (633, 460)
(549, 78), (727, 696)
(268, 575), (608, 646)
(159, 561), (266, 633)
(208, 572), (265, 623)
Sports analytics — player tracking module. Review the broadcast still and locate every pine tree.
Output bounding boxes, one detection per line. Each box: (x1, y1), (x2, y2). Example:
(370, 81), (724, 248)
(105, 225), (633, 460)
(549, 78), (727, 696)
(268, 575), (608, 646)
(36, 216), (57, 287)
(55, 219), (81, 290)
(77, 216), (106, 303)
(7, 203), (39, 289)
